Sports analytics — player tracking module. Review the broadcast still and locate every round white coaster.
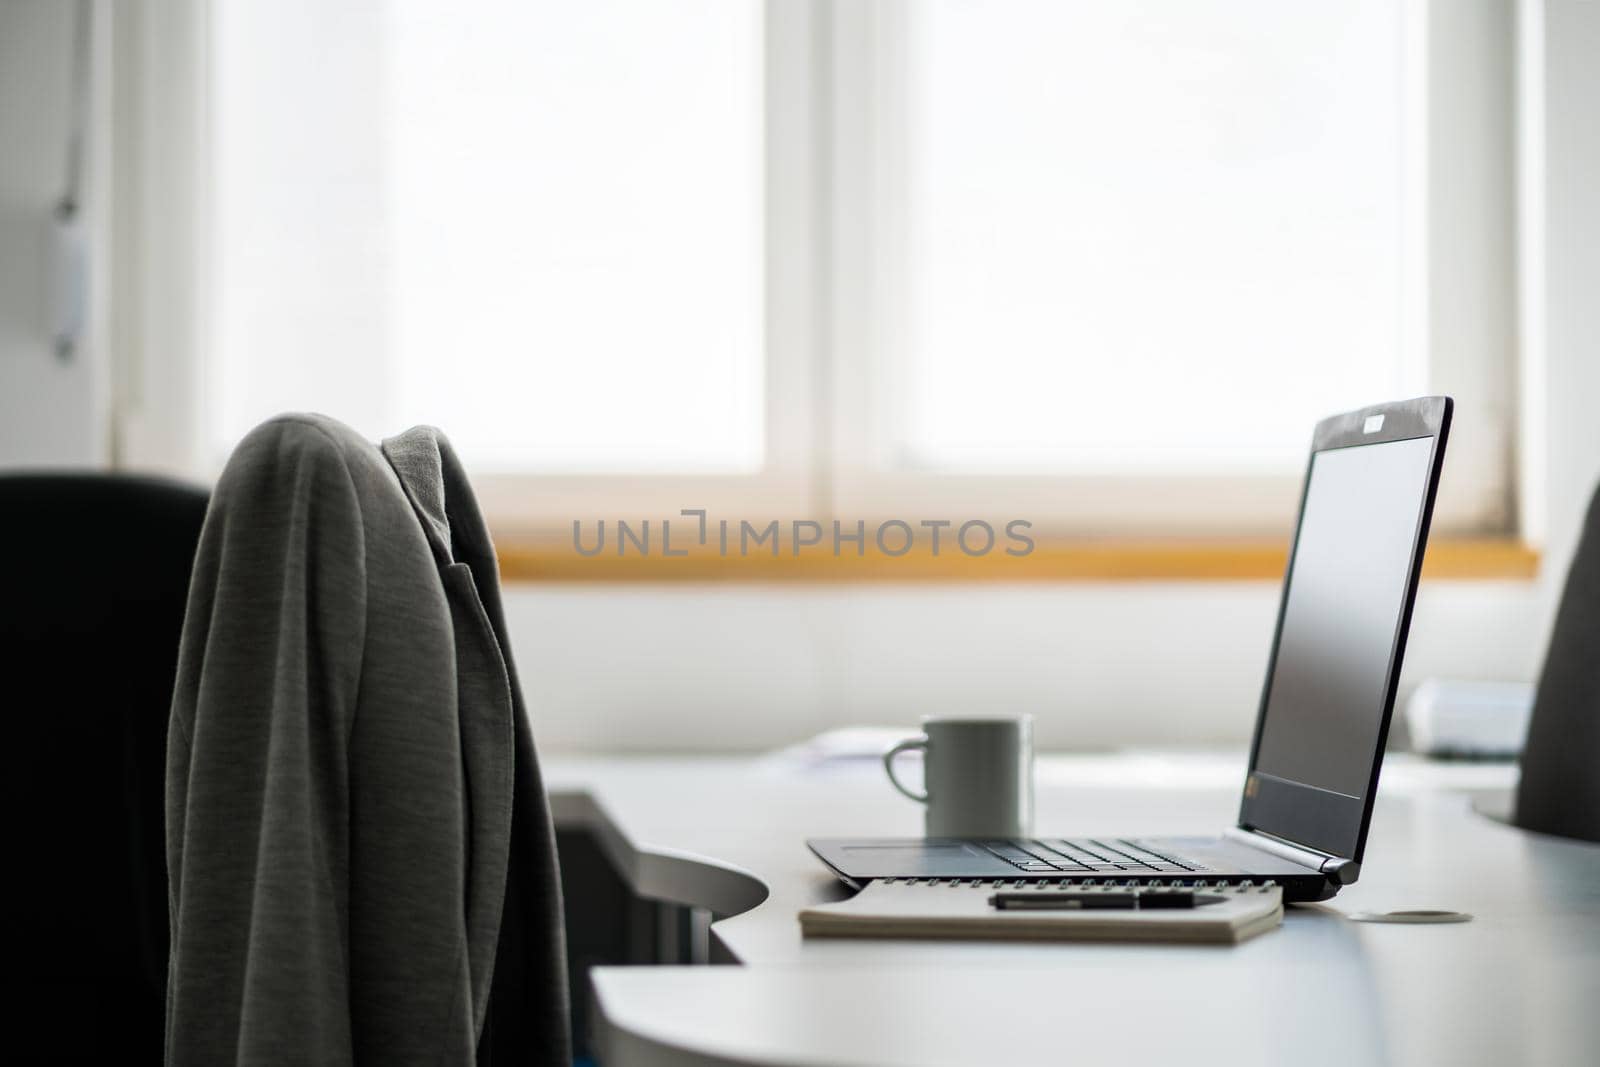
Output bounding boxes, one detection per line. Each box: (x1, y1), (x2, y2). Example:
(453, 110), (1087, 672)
(1347, 906), (1473, 924)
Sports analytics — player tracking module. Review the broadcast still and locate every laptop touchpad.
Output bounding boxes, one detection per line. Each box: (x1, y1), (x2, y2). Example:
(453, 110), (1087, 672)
(839, 843), (1011, 876)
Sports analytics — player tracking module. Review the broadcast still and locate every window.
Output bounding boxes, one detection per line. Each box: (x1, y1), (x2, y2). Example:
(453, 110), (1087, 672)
(116, 0), (1517, 547)
(387, 0), (764, 473)
(891, 0), (1412, 471)
(829, 0), (1513, 536)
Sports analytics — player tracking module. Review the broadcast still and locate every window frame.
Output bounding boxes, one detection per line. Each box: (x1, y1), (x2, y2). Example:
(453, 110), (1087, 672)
(824, 0), (1518, 539)
(449, 0), (827, 535)
(114, 0), (826, 533)
(110, 0), (1522, 546)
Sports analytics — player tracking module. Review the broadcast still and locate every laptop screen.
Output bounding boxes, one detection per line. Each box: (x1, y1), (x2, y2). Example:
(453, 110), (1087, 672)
(1243, 429), (1440, 859)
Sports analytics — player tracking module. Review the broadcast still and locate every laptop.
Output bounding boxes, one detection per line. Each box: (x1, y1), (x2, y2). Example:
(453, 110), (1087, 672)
(809, 396), (1452, 903)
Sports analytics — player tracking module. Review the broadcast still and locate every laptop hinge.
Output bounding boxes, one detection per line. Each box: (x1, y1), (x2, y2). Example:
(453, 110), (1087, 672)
(1223, 827), (1362, 886)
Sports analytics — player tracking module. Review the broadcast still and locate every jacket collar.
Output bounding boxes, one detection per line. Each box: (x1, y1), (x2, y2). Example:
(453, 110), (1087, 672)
(380, 426), (504, 588)
(379, 426), (456, 567)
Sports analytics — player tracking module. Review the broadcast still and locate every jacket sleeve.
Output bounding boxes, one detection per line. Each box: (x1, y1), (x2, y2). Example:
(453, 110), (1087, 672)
(166, 418), (368, 1065)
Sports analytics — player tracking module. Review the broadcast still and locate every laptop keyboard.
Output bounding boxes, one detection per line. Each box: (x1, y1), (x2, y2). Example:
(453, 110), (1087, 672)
(980, 838), (1210, 874)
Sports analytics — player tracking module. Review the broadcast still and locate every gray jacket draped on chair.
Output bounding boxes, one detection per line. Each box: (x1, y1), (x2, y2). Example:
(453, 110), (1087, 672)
(166, 414), (569, 1065)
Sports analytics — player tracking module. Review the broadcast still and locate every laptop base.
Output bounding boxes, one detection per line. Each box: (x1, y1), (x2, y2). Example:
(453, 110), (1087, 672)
(808, 835), (1338, 902)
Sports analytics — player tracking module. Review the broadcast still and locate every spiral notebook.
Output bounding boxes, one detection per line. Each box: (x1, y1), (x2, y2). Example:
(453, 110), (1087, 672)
(800, 879), (1283, 945)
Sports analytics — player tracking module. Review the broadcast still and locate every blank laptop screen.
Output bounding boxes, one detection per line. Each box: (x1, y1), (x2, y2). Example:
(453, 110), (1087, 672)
(1253, 436), (1434, 800)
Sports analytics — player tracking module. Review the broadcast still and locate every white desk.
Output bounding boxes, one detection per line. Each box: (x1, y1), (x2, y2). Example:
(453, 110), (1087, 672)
(546, 754), (1600, 1067)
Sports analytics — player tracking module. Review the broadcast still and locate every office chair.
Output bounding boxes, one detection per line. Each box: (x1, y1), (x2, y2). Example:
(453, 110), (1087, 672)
(1516, 483), (1600, 843)
(0, 473), (209, 1063)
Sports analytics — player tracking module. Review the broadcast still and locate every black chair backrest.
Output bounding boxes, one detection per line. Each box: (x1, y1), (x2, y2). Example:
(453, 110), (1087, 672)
(1, 473), (208, 1062)
(1516, 484), (1600, 843)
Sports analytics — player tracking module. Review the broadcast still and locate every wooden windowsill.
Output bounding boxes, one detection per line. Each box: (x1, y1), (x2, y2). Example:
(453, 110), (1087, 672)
(493, 537), (1540, 583)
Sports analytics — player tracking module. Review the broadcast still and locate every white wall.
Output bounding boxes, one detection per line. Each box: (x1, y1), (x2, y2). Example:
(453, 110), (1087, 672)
(503, 579), (1548, 754)
(1537, 0), (1600, 583)
(0, 0), (107, 467)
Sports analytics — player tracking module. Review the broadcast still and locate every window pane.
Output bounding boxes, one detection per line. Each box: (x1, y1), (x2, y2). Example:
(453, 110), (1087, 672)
(894, 0), (1416, 472)
(211, 0), (765, 472)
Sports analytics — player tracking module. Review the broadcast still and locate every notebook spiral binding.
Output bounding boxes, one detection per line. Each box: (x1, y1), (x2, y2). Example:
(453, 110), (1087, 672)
(878, 877), (1280, 890)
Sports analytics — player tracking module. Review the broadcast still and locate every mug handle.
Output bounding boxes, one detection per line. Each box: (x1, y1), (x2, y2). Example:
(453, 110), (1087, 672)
(883, 736), (930, 803)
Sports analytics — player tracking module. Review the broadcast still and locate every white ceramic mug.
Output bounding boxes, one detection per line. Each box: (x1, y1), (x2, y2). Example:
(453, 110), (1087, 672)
(883, 715), (1034, 838)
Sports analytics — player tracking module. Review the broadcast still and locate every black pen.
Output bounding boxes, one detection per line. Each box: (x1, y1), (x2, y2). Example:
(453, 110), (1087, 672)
(988, 891), (1227, 911)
